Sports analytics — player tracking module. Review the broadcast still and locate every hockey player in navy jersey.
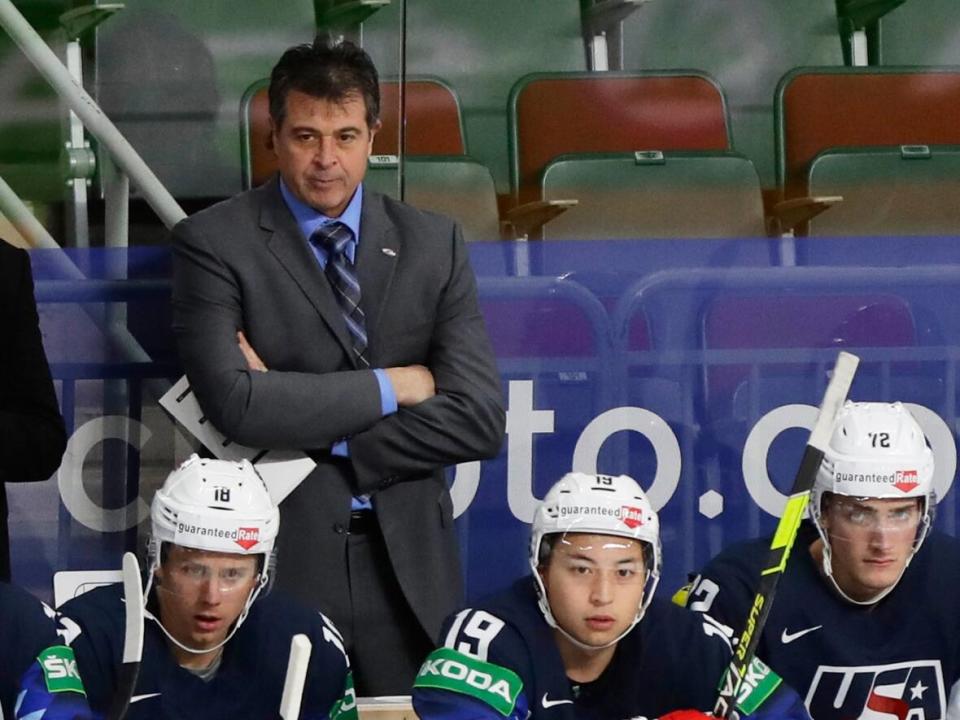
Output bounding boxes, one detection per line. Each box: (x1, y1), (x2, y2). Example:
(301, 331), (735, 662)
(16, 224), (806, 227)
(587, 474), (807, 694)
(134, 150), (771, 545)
(60, 455), (358, 720)
(684, 401), (960, 720)
(412, 472), (810, 720)
(1, 581), (93, 719)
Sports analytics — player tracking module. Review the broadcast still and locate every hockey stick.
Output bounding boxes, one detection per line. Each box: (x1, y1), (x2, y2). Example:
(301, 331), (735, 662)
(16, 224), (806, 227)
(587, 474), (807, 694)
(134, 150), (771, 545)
(713, 350), (859, 719)
(106, 552), (145, 720)
(280, 633), (313, 719)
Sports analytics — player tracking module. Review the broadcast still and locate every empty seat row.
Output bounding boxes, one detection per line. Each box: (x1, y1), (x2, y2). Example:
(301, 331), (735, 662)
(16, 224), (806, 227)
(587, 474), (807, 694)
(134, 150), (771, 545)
(359, 0), (959, 191)
(242, 66), (960, 241)
(775, 66), (960, 235)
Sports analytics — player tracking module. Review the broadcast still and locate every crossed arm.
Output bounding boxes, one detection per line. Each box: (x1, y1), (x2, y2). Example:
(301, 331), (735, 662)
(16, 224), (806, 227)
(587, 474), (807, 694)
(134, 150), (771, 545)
(172, 216), (505, 494)
(237, 330), (436, 406)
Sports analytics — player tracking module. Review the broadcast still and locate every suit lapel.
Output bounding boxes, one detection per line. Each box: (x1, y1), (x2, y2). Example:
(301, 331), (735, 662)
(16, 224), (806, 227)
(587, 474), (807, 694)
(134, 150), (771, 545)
(356, 191), (401, 363)
(259, 178), (357, 365)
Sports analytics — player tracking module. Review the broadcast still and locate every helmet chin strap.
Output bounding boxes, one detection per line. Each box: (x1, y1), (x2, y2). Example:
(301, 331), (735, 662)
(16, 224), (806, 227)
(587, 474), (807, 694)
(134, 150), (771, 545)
(532, 572), (650, 652)
(818, 544), (902, 606)
(815, 508), (931, 607)
(142, 564), (267, 658)
(550, 612), (640, 651)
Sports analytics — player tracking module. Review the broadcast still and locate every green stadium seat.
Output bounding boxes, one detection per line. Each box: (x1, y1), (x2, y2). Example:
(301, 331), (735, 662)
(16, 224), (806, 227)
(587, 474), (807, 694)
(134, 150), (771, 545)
(509, 71), (731, 205)
(365, 156), (502, 242)
(507, 70), (738, 237)
(773, 66), (960, 234)
(806, 145), (960, 236)
(540, 151), (766, 239)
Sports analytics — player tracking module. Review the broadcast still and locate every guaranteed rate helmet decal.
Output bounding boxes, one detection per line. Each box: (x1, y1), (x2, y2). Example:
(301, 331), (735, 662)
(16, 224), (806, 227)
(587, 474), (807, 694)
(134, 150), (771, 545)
(151, 454), (279, 560)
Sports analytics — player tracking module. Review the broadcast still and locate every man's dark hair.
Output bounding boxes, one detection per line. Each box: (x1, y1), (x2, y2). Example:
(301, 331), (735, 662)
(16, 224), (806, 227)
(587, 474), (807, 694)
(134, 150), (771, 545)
(268, 37), (380, 130)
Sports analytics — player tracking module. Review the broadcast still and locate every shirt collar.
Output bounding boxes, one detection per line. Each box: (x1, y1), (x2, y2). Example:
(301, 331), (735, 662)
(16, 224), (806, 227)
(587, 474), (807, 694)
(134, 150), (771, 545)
(279, 177), (364, 246)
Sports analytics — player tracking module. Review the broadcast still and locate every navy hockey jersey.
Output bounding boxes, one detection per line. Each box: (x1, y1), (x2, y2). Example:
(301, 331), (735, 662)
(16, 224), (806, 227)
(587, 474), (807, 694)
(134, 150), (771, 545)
(60, 583), (357, 720)
(685, 523), (960, 720)
(412, 577), (810, 720)
(0, 582), (93, 720)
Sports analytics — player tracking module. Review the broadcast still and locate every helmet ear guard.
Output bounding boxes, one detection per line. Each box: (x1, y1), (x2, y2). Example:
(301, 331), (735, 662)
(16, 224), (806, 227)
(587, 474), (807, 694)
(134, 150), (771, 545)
(811, 401), (936, 605)
(529, 472), (662, 649)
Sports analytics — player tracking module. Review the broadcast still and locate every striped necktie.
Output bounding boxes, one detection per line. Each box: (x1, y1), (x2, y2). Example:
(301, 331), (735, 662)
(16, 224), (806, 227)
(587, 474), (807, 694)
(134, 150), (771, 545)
(312, 222), (370, 368)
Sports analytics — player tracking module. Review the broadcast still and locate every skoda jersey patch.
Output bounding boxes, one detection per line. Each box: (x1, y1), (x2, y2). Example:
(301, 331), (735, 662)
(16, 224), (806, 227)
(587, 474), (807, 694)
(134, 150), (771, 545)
(415, 647), (524, 717)
(38, 645), (86, 695)
(733, 657), (783, 715)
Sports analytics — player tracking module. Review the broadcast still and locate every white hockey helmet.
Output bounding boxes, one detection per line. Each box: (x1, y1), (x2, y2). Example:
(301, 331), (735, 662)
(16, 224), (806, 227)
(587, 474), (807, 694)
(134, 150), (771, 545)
(150, 454), (279, 565)
(812, 401), (935, 604)
(530, 472), (661, 648)
(145, 454), (279, 654)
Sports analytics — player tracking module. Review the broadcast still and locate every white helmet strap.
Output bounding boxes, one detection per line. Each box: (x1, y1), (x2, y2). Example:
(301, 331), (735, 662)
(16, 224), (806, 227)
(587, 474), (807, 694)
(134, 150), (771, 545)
(814, 496), (932, 605)
(534, 565), (657, 651)
(552, 612), (635, 651)
(818, 538), (908, 606)
(143, 541), (267, 657)
(143, 580), (264, 657)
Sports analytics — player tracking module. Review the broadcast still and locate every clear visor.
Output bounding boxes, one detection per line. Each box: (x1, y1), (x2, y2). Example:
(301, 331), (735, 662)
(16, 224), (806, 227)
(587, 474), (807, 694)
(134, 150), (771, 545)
(550, 534), (648, 586)
(156, 547), (261, 597)
(820, 496), (924, 540)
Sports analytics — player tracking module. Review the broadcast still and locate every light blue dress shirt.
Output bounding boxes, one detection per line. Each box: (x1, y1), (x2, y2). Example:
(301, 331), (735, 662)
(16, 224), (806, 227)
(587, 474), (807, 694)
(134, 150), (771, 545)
(279, 179), (397, 509)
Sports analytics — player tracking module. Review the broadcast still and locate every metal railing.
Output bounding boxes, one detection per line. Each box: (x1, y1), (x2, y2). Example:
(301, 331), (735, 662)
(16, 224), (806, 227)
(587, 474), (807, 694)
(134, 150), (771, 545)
(0, 0), (186, 241)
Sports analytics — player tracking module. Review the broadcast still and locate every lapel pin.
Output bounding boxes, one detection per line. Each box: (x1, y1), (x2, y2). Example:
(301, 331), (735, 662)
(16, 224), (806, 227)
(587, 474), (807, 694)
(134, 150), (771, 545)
(381, 248), (397, 257)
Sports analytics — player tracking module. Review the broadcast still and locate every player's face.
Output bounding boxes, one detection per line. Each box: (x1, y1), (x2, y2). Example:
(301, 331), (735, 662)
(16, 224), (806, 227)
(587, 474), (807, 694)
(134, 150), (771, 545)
(540, 533), (646, 650)
(821, 496), (922, 601)
(271, 89), (379, 217)
(155, 545), (260, 658)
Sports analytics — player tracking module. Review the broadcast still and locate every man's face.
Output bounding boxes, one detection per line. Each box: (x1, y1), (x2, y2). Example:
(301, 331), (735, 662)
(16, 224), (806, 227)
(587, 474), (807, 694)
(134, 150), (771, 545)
(820, 495), (922, 601)
(271, 89), (378, 217)
(155, 545), (260, 653)
(539, 533), (646, 650)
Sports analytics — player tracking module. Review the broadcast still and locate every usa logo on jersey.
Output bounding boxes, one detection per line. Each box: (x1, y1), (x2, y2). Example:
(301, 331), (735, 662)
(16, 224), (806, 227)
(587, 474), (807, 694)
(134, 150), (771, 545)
(806, 661), (945, 720)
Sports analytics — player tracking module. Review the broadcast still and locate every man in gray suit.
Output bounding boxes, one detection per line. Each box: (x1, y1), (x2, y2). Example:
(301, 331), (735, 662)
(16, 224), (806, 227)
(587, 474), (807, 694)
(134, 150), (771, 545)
(171, 38), (505, 695)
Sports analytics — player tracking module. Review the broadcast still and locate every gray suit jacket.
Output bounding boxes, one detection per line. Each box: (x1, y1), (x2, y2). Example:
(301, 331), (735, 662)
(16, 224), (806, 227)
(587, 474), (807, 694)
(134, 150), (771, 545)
(171, 176), (505, 640)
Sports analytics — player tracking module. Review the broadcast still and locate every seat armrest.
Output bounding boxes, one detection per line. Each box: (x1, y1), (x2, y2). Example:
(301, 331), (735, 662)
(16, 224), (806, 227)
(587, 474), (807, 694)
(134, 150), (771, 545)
(769, 195), (843, 234)
(505, 199), (579, 238)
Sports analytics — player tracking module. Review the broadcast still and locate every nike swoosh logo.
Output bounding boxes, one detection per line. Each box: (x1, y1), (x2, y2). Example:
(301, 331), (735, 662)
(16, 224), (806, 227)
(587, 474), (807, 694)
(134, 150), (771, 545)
(542, 693), (574, 709)
(781, 625), (823, 644)
(130, 693), (161, 703)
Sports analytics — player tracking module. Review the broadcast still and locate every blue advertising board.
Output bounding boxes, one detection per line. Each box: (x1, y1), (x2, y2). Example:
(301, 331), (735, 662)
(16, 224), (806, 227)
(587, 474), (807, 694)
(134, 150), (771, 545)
(12, 236), (960, 606)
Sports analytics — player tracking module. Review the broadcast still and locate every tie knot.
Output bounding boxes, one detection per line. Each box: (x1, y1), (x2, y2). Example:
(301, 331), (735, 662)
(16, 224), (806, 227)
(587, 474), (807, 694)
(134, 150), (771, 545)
(313, 221), (353, 257)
